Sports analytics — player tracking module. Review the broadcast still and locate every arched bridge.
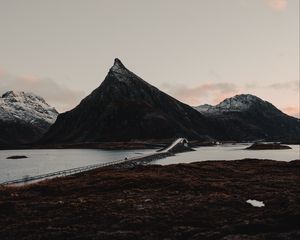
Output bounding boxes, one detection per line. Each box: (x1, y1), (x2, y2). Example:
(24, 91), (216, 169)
(0, 138), (189, 186)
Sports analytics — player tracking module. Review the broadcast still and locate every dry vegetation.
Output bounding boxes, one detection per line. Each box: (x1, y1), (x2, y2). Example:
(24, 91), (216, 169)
(0, 159), (299, 239)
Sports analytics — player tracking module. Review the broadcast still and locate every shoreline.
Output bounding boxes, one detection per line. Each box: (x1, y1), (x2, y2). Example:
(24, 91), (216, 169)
(1, 159), (299, 239)
(0, 151), (174, 186)
(1, 143), (299, 185)
(0, 138), (191, 186)
(1, 140), (299, 151)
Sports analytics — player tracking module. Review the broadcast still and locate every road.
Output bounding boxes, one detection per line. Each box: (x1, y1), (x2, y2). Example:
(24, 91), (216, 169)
(0, 138), (188, 186)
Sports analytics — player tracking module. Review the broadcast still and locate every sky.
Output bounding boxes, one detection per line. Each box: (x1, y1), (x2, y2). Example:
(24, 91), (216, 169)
(0, 0), (299, 117)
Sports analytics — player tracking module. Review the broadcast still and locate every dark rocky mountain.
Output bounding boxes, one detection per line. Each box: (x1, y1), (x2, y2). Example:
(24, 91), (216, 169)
(0, 91), (58, 147)
(195, 94), (300, 141)
(40, 59), (299, 144)
(41, 59), (219, 144)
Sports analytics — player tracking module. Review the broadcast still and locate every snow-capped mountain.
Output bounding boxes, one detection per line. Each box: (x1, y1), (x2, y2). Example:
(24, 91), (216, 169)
(195, 94), (280, 115)
(39, 59), (300, 144)
(195, 94), (300, 141)
(0, 91), (58, 126)
(0, 91), (58, 147)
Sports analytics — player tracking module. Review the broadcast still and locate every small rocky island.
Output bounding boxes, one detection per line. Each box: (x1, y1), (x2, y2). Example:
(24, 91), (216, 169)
(246, 142), (292, 150)
(6, 155), (28, 159)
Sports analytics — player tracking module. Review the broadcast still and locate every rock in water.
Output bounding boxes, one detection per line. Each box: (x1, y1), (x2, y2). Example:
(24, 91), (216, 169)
(246, 142), (292, 150)
(6, 155), (28, 159)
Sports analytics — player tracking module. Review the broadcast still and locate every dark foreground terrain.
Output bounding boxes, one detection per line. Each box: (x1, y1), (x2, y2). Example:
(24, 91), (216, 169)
(0, 159), (299, 240)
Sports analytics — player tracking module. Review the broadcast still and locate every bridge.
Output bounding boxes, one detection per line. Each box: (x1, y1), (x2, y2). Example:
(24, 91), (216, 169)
(0, 138), (189, 186)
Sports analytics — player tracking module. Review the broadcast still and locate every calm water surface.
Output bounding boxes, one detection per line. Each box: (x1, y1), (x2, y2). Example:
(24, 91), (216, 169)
(0, 148), (154, 183)
(1, 144), (299, 183)
(152, 144), (300, 165)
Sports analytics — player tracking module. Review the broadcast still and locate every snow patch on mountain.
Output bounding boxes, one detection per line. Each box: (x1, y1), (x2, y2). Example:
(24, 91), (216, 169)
(195, 94), (266, 115)
(0, 91), (58, 128)
(194, 104), (214, 112)
(217, 94), (263, 110)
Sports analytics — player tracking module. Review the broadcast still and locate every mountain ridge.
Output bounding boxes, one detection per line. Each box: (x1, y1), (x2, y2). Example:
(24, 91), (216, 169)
(195, 94), (300, 141)
(0, 91), (58, 147)
(1, 59), (299, 146)
(195, 94), (293, 117)
(40, 59), (219, 144)
(40, 59), (300, 144)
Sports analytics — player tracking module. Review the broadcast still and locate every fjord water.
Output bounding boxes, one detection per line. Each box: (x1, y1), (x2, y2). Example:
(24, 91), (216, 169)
(152, 144), (300, 165)
(1, 144), (299, 183)
(0, 149), (154, 183)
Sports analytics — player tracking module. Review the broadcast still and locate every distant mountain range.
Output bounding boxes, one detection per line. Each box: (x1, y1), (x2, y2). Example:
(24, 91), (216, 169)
(0, 91), (58, 147)
(195, 94), (300, 141)
(1, 59), (299, 147)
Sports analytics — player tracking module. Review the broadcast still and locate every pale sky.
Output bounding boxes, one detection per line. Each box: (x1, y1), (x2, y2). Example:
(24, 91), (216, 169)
(0, 0), (299, 117)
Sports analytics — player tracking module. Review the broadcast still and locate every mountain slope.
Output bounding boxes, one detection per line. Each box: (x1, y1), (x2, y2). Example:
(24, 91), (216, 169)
(195, 94), (300, 141)
(41, 59), (218, 144)
(0, 91), (58, 147)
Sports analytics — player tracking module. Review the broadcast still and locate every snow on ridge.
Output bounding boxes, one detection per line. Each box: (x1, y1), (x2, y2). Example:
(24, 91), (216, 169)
(0, 91), (58, 126)
(218, 94), (262, 110)
(195, 94), (264, 115)
(194, 104), (214, 112)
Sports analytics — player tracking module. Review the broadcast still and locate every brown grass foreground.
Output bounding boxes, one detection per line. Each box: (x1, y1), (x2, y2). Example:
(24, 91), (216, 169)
(0, 159), (299, 240)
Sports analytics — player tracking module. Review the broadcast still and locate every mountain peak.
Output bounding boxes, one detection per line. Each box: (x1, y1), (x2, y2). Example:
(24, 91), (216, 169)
(2, 90), (23, 98)
(107, 58), (147, 85)
(1, 91), (48, 104)
(0, 91), (59, 146)
(0, 90), (58, 127)
(114, 58), (125, 67)
(218, 94), (263, 110)
(110, 58), (127, 74)
(226, 94), (261, 102)
(195, 94), (278, 116)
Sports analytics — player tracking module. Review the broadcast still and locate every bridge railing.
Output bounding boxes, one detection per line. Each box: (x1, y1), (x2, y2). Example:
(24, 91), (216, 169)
(0, 157), (128, 186)
(0, 138), (187, 186)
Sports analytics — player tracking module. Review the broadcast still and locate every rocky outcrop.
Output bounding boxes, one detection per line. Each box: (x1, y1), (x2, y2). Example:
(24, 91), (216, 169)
(246, 142), (292, 150)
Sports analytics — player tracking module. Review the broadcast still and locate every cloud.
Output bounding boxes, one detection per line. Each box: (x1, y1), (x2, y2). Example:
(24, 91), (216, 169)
(0, 69), (85, 113)
(0, 68), (6, 77)
(264, 0), (288, 11)
(268, 80), (299, 91)
(243, 80), (299, 91)
(282, 106), (300, 118)
(162, 82), (239, 106)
